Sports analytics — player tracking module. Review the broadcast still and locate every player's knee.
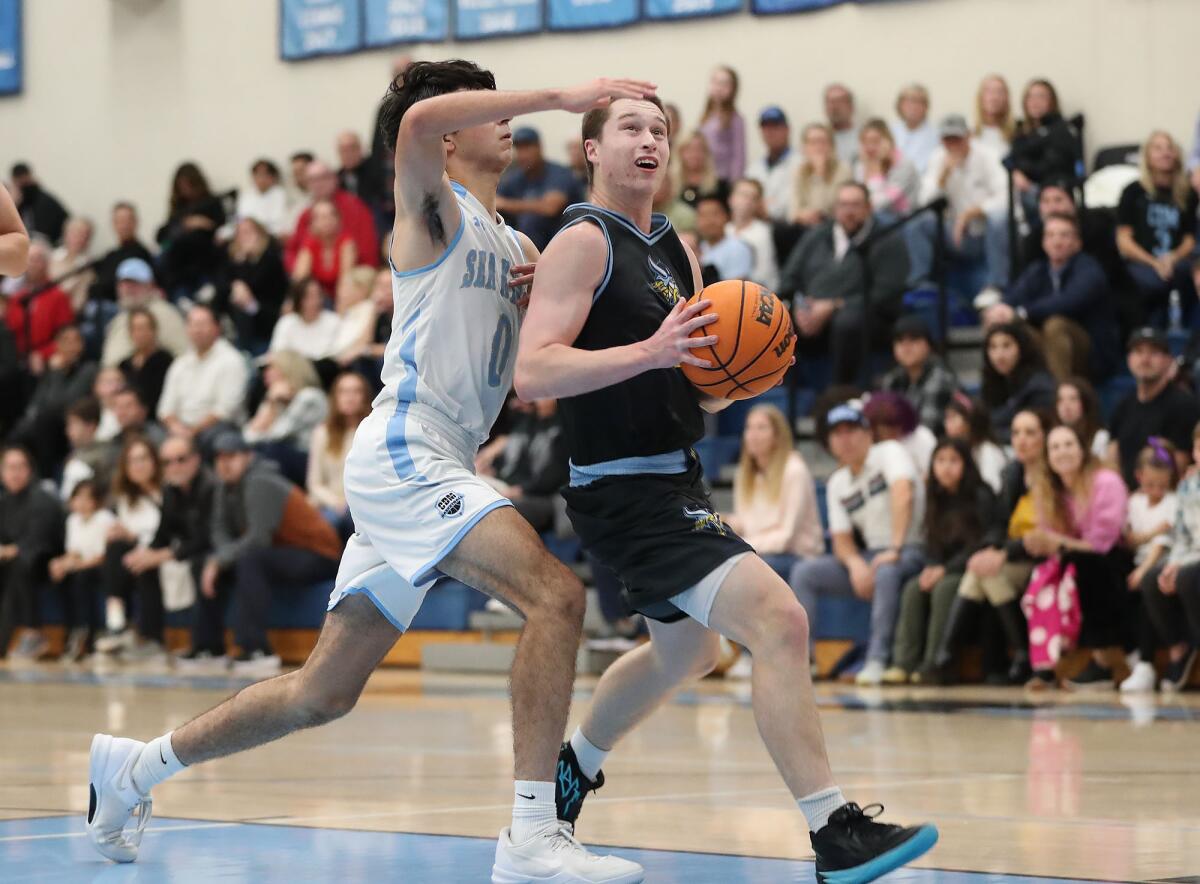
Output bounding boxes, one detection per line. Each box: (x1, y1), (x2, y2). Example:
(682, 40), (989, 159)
(293, 671), (363, 727)
(688, 639), (723, 680)
(758, 598), (810, 654)
(525, 559), (586, 627)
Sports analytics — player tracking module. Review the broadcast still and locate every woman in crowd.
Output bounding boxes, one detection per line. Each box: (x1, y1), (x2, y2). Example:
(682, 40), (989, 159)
(242, 349), (328, 485)
(864, 391), (937, 478)
(727, 178), (779, 291)
(96, 436), (165, 661)
(308, 371), (372, 540)
(219, 216), (289, 354)
(790, 123), (852, 227)
(1024, 425), (1129, 690)
(235, 159), (290, 238)
(943, 392), (1008, 493)
(50, 217), (95, 312)
(117, 307), (173, 417)
(973, 74), (1015, 157)
(726, 404), (824, 581)
(1124, 428), (1200, 693)
(291, 198), (358, 299)
(1009, 79), (1078, 217)
(47, 479), (114, 661)
(1055, 377), (1110, 460)
(677, 131), (728, 208)
(981, 322), (1056, 444)
(887, 437), (1002, 684)
(331, 265), (382, 372)
(1116, 130), (1198, 326)
(698, 65), (746, 184)
(156, 162), (225, 302)
(941, 408), (1053, 684)
(92, 365), (126, 442)
(269, 277), (342, 362)
(854, 119), (918, 222)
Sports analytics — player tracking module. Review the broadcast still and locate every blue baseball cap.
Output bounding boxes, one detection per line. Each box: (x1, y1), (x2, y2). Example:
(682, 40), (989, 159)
(512, 127), (540, 146)
(116, 257), (154, 284)
(826, 401), (869, 429)
(759, 106), (788, 126)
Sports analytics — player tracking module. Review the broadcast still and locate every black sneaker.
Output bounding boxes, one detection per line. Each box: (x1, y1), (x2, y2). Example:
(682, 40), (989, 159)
(1161, 646), (1198, 693)
(811, 803), (938, 884)
(555, 742), (604, 825)
(1064, 660), (1114, 692)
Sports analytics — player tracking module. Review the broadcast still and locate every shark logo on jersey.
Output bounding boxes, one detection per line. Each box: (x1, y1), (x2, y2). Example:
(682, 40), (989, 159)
(683, 505), (728, 536)
(648, 255), (682, 306)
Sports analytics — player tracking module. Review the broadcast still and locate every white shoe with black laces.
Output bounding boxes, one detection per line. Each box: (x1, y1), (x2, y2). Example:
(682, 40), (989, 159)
(86, 734), (153, 863)
(492, 822), (643, 883)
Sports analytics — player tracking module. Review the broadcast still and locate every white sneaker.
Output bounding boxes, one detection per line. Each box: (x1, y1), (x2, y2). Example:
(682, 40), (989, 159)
(855, 660), (886, 686)
(95, 629), (135, 655)
(1119, 661), (1156, 693)
(231, 650), (282, 677)
(492, 823), (644, 883)
(87, 734), (153, 863)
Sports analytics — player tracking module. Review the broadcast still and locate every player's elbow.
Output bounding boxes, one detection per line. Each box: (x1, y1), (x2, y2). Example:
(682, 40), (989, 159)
(513, 356), (542, 402)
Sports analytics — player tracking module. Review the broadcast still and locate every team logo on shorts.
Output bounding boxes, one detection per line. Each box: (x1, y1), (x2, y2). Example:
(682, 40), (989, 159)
(683, 505), (728, 536)
(437, 491), (465, 519)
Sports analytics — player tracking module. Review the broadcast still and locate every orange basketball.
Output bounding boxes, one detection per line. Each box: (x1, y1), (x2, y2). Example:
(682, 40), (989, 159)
(681, 280), (795, 401)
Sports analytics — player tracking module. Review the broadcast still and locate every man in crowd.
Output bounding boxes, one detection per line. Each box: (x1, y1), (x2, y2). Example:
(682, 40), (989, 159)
(781, 182), (910, 384)
(156, 305), (248, 448)
(986, 213), (1118, 380)
(1018, 179), (1126, 284)
(100, 258), (187, 367)
(789, 401), (924, 686)
(12, 324), (97, 476)
(878, 315), (958, 432)
(88, 203), (158, 303)
(1109, 328), (1200, 486)
(5, 238), (74, 362)
(824, 84), (858, 165)
(695, 194), (754, 283)
(287, 160), (379, 269)
(890, 84), (938, 174)
(496, 127), (584, 251)
(111, 386), (167, 450)
(336, 131), (386, 219)
(0, 445), (63, 661)
(285, 151), (315, 235)
(747, 106), (799, 223)
(10, 163), (69, 246)
(908, 114), (1009, 301)
(204, 431), (341, 676)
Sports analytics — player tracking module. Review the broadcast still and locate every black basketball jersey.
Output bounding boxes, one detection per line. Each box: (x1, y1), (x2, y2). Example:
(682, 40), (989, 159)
(555, 203), (705, 467)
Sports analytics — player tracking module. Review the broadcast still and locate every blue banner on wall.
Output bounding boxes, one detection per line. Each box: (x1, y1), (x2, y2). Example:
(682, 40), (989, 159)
(454, 0), (543, 39)
(0, 0), (21, 96)
(547, 0), (638, 31)
(751, 0), (836, 13)
(280, 0), (361, 60)
(364, 0), (449, 45)
(644, 0), (741, 20)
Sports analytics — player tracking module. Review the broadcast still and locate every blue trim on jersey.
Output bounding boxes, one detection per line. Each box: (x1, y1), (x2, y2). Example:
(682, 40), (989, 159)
(329, 585), (410, 633)
(563, 201), (672, 245)
(411, 498), (513, 586)
(557, 216), (613, 302)
(569, 450), (689, 487)
(385, 314), (426, 482)
(390, 214), (466, 279)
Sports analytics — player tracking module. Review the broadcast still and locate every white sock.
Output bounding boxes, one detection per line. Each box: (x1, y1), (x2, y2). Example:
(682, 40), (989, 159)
(798, 786), (846, 832)
(131, 733), (186, 796)
(105, 597), (125, 633)
(569, 727), (608, 782)
(510, 780), (557, 843)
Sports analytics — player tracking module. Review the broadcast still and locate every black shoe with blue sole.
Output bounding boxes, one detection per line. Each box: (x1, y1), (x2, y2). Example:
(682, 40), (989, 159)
(811, 802), (938, 884)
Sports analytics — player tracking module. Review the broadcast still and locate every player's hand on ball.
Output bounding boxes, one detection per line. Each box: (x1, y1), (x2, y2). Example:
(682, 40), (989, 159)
(558, 78), (658, 114)
(643, 298), (717, 369)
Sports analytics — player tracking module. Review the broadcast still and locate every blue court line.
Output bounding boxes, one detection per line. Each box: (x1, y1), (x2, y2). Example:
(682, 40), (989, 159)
(0, 816), (1125, 884)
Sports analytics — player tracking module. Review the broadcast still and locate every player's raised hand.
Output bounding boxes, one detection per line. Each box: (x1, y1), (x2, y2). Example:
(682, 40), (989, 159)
(641, 298), (717, 370)
(557, 78), (657, 114)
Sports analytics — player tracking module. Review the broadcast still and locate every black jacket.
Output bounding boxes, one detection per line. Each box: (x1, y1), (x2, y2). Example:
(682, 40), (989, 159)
(17, 183), (69, 245)
(925, 484), (1006, 572)
(1009, 112), (1078, 185)
(88, 240), (159, 303)
(150, 467), (217, 566)
(779, 219), (911, 316)
(0, 483), (63, 571)
(216, 242), (289, 343)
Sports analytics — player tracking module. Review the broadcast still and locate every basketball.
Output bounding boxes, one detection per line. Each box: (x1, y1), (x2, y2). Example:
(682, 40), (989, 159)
(680, 280), (796, 401)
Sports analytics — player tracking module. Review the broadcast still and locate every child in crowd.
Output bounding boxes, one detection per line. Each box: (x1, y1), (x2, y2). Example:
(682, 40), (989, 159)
(47, 480), (115, 661)
(887, 438), (1002, 684)
(1123, 430), (1200, 693)
(60, 397), (111, 501)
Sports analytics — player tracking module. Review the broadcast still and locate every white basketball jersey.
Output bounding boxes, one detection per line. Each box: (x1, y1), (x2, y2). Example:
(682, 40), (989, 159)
(379, 181), (526, 449)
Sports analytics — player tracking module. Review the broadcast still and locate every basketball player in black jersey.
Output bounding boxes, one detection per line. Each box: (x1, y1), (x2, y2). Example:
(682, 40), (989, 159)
(515, 96), (938, 883)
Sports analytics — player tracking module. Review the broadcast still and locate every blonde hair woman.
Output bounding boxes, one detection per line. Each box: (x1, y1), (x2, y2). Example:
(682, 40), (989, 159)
(727, 405), (824, 576)
(1116, 130), (1199, 323)
(973, 74), (1014, 155)
(854, 118), (919, 220)
(677, 130), (725, 207)
(790, 123), (852, 226)
(333, 265), (381, 366)
(243, 348), (328, 466)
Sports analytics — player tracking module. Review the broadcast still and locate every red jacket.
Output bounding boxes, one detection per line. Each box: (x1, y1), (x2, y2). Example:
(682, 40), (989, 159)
(6, 285), (74, 358)
(287, 190), (379, 272)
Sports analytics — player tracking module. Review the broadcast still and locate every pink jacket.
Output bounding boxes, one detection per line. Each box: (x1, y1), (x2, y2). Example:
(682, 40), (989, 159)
(1065, 469), (1128, 553)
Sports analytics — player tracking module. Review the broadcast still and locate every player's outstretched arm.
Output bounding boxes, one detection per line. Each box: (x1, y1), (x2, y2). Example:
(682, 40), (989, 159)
(514, 222), (716, 401)
(0, 184), (30, 277)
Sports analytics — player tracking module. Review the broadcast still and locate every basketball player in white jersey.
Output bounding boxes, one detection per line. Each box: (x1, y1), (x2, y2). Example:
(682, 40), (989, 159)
(85, 61), (657, 884)
(515, 97), (938, 883)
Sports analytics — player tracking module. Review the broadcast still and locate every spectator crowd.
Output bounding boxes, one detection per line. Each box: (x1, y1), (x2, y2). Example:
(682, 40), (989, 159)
(3, 60), (1200, 694)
